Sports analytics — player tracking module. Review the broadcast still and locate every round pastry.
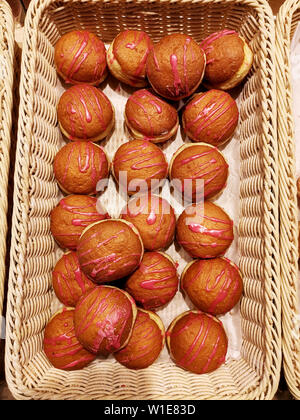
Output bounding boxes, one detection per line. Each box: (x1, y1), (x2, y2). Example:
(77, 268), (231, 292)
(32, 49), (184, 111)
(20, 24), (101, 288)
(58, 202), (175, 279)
(169, 143), (229, 202)
(112, 139), (168, 195)
(114, 308), (165, 369)
(77, 219), (144, 283)
(57, 84), (115, 142)
(166, 310), (228, 374)
(146, 33), (206, 101)
(182, 90), (239, 146)
(43, 308), (96, 370)
(74, 285), (137, 355)
(200, 29), (253, 90)
(54, 30), (107, 85)
(121, 194), (176, 251)
(52, 251), (96, 307)
(50, 195), (109, 250)
(125, 251), (179, 310)
(176, 201), (234, 258)
(125, 89), (179, 143)
(181, 257), (243, 315)
(54, 141), (110, 195)
(107, 30), (153, 87)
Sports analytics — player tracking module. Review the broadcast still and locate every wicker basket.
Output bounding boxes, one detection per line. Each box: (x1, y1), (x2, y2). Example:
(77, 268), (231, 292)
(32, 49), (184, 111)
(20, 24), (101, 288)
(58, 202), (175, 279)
(0, 1), (15, 326)
(276, 0), (300, 401)
(5, 0), (281, 400)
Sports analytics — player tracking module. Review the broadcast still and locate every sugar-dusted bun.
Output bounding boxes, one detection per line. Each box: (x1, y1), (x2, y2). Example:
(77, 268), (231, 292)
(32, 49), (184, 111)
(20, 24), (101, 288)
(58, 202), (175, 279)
(166, 310), (228, 374)
(50, 195), (109, 250)
(121, 194), (176, 251)
(52, 251), (96, 307)
(182, 90), (239, 146)
(126, 251), (178, 310)
(181, 257), (243, 315)
(57, 84), (115, 142)
(54, 142), (110, 195)
(125, 89), (179, 143)
(169, 143), (229, 201)
(112, 139), (168, 195)
(176, 201), (234, 258)
(43, 308), (96, 370)
(200, 30), (253, 90)
(107, 30), (153, 87)
(114, 308), (165, 369)
(74, 286), (137, 355)
(146, 34), (206, 101)
(54, 30), (107, 85)
(77, 219), (144, 284)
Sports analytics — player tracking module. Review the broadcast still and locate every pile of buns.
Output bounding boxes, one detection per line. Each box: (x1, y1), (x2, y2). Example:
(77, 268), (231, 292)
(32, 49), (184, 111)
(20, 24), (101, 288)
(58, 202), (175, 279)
(44, 28), (253, 374)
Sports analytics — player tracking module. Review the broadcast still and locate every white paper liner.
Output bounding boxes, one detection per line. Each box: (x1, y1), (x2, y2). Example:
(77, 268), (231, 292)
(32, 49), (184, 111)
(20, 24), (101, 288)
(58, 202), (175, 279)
(290, 23), (300, 329)
(51, 51), (243, 366)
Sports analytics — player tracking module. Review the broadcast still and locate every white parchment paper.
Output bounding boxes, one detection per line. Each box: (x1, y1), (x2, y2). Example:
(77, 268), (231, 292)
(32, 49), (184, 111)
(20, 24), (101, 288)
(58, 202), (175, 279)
(52, 51), (243, 364)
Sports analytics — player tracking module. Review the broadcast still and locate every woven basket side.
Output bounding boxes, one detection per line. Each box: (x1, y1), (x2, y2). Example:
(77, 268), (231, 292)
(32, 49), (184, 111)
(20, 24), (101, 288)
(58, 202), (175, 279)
(5, 0), (280, 400)
(0, 1), (15, 322)
(276, 0), (300, 400)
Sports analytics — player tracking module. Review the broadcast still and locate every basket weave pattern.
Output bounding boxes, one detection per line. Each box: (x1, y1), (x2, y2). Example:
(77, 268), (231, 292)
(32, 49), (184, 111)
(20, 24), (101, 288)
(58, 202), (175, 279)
(276, 0), (300, 400)
(0, 1), (15, 321)
(5, 0), (281, 399)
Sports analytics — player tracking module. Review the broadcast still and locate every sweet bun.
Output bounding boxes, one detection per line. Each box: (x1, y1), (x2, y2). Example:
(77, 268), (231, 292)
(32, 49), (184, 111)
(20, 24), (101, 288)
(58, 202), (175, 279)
(54, 141), (110, 195)
(200, 29), (253, 90)
(176, 201), (234, 258)
(43, 308), (96, 370)
(74, 285), (137, 355)
(77, 219), (144, 283)
(107, 30), (153, 87)
(114, 308), (165, 369)
(182, 90), (239, 146)
(125, 89), (179, 143)
(121, 194), (176, 251)
(125, 251), (179, 310)
(57, 84), (115, 142)
(54, 30), (107, 85)
(52, 251), (95, 307)
(50, 195), (109, 250)
(146, 33), (206, 101)
(169, 143), (229, 201)
(181, 257), (243, 315)
(112, 139), (168, 195)
(166, 310), (228, 374)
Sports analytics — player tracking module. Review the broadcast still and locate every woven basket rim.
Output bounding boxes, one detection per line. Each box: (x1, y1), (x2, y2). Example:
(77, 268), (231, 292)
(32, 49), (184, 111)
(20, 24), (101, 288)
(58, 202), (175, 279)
(5, 0), (281, 400)
(276, 0), (300, 401)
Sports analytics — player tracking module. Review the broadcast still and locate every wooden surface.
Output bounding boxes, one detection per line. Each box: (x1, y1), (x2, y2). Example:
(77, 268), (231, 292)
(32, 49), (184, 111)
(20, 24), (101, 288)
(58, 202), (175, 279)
(0, 0), (293, 401)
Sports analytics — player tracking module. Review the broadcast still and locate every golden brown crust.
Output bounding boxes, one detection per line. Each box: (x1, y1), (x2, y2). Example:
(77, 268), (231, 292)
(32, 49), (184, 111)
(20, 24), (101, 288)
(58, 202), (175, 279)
(146, 33), (205, 101)
(57, 84), (114, 142)
(112, 139), (168, 195)
(114, 308), (165, 369)
(200, 30), (253, 90)
(169, 143), (229, 201)
(121, 194), (176, 251)
(182, 90), (239, 146)
(297, 177), (300, 200)
(54, 30), (107, 85)
(166, 310), (228, 374)
(50, 195), (109, 250)
(181, 257), (243, 315)
(176, 201), (234, 258)
(125, 251), (179, 310)
(43, 308), (96, 370)
(125, 89), (179, 143)
(52, 251), (96, 307)
(107, 30), (153, 87)
(73, 286), (137, 356)
(76, 219), (144, 283)
(54, 142), (110, 195)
